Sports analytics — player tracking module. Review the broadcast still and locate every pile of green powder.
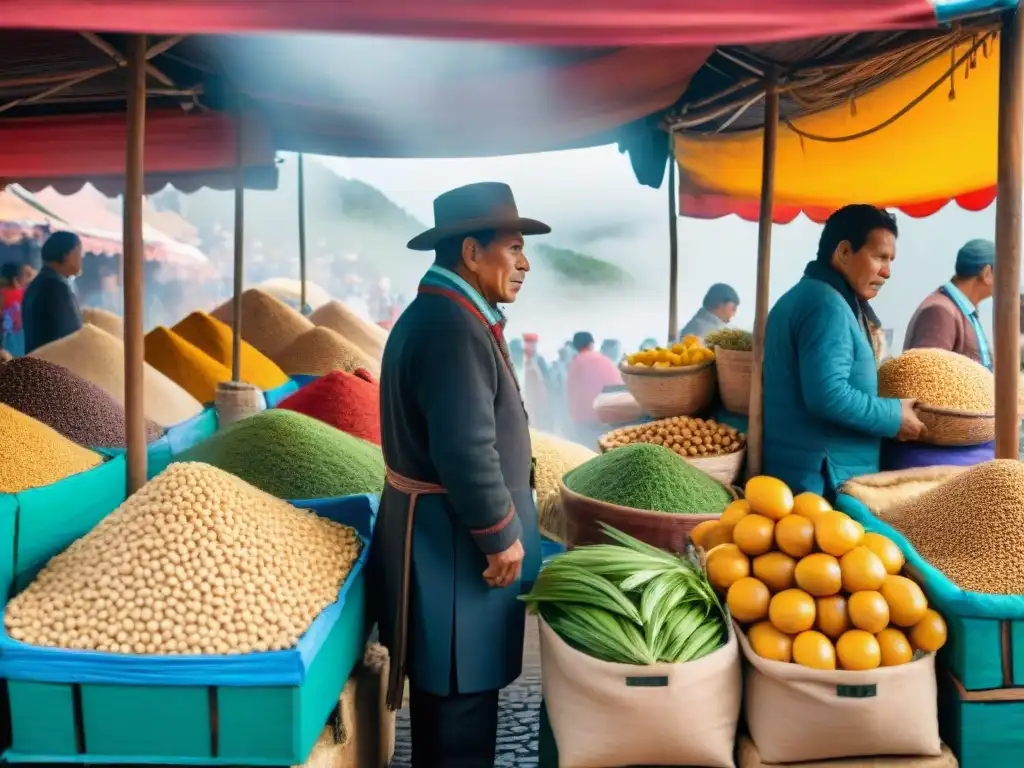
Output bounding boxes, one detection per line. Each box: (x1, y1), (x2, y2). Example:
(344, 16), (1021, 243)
(180, 409), (385, 499)
(564, 443), (731, 514)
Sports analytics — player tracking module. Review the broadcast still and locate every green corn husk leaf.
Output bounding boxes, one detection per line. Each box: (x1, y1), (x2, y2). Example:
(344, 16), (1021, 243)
(523, 563), (643, 625)
(677, 618), (726, 663)
(556, 545), (677, 579)
(543, 604), (654, 665)
(659, 604), (706, 662)
(599, 523), (685, 563)
(644, 572), (699, 650)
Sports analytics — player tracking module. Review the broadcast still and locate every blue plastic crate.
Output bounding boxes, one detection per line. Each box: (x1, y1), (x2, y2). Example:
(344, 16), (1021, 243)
(837, 493), (1024, 691)
(264, 379), (301, 409)
(939, 665), (1024, 767)
(99, 408), (219, 481)
(2, 493), (377, 765)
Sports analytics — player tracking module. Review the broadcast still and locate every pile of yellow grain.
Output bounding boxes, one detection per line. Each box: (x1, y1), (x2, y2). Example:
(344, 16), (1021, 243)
(531, 429), (597, 499)
(884, 459), (1024, 594)
(30, 325), (203, 427)
(0, 404), (103, 493)
(144, 327), (231, 404)
(172, 312), (289, 391)
(273, 327), (381, 378)
(309, 300), (387, 361)
(211, 289), (313, 360)
(81, 307), (123, 338)
(878, 348), (994, 413)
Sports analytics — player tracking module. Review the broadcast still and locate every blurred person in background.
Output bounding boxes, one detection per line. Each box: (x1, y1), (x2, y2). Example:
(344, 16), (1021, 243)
(522, 333), (552, 431)
(762, 205), (924, 498)
(566, 330), (623, 448)
(679, 283), (740, 340)
(640, 337), (659, 351)
(508, 337), (525, 383)
(1, 261), (33, 357)
(903, 238), (994, 370)
(24, 231), (83, 354)
(600, 338), (623, 363)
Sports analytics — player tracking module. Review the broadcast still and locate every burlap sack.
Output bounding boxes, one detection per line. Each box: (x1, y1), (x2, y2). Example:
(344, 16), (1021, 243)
(737, 736), (958, 768)
(737, 624), (941, 764)
(840, 466), (966, 518)
(540, 617), (740, 768)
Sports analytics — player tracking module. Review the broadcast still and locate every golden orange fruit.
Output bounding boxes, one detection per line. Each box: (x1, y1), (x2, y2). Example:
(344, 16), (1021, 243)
(689, 520), (720, 551)
(848, 590), (890, 634)
(706, 543), (751, 591)
(703, 522), (734, 551)
(769, 589), (817, 635)
(720, 500), (752, 527)
(794, 553), (842, 597)
(880, 575), (929, 628)
(748, 621), (793, 663)
(862, 532), (905, 576)
(792, 492), (832, 522)
(815, 595), (851, 640)
(775, 514), (816, 558)
(793, 630), (837, 670)
(840, 546), (888, 592)
(814, 511), (864, 557)
(753, 552), (797, 592)
(909, 609), (948, 653)
(727, 577), (771, 624)
(733, 514), (776, 557)
(877, 627), (913, 666)
(836, 629), (882, 671)
(745, 476), (795, 521)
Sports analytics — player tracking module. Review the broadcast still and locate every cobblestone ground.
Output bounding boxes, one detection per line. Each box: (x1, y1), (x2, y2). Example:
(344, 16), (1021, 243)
(391, 615), (543, 767)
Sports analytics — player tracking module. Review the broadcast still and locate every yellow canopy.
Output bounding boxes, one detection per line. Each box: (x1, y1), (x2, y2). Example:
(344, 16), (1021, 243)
(675, 35), (999, 223)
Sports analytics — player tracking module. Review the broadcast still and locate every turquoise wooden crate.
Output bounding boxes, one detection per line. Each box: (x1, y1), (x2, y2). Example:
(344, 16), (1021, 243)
(0, 456), (127, 605)
(3, 494), (376, 765)
(837, 492), (1024, 691)
(99, 408), (219, 481)
(264, 379), (301, 408)
(939, 666), (1024, 767)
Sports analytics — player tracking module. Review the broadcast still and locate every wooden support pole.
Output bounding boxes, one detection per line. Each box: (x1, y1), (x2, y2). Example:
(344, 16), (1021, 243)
(298, 153), (308, 315)
(123, 34), (148, 493)
(994, 8), (1024, 459)
(746, 76), (780, 479)
(231, 110), (245, 381)
(667, 132), (679, 344)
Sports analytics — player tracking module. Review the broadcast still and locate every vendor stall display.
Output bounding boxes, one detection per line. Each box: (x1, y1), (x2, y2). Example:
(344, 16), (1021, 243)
(526, 526), (740, 767)
(80, 307), (123, 339)
(29, 324), (203, 427)
(841, 466), (967, 518)
(705, 328), (753, 416)
(277, 370), (380, 445)
(878, 349), (996, 446)
(144, 326), (232, 404)
(211, 288), (314, 361)
(273, 327), (381, 379)
(0, 357), (163, 448)
(172, 311), (289, 391)
(180, 409), (385, 500)
(598, 415), (746, 484)
(620, 336), (717, 418)
(309, 300), (387, 361)
(0, 465), (375, 765)
(0, 403), (104, 493)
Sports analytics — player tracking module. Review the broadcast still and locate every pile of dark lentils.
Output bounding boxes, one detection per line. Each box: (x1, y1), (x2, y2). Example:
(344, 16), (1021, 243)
(0, 358), (164, 448)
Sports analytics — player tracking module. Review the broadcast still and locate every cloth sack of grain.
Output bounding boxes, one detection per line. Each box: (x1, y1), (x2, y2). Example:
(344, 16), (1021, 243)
(338, 643), (395, 768)
(530, 429), (597, 499)
(736, 736), (958, 768)
(593, 390), (644, 425)
(737, 625), (941, 763)
(840, 466), (967, 518)
(215, 381), (266, 428)
(540, 617), (740, 768)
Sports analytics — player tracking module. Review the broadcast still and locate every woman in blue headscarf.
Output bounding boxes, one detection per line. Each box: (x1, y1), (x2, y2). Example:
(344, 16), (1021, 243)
(761, 205), (926, 497)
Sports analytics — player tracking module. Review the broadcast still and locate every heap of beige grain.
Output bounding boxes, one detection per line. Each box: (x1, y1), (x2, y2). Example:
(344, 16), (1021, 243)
(309, 300), (387, 361)
(81, 307), (123, 338)
(211, 289), (313, 360)
(29, 325), (203, 427)
(273, 327), (381, 378)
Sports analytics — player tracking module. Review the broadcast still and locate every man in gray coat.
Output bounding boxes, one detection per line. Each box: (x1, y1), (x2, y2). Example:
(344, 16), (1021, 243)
(371, 182), (546, 767)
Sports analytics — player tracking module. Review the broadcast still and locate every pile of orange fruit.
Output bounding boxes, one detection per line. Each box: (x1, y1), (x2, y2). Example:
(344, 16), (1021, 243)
(691, 476), (948, 672)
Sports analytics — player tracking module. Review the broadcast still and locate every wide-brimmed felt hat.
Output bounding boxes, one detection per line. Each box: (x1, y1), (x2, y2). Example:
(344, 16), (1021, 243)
(406, 182), (550, 251)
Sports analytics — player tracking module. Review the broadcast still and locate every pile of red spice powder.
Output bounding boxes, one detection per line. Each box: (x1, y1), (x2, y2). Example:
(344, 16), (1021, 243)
(275, 369), (381, 445)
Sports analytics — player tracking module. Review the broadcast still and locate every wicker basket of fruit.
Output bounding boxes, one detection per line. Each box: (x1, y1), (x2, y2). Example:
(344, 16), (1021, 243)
(620, 336), (716, 418)
(705, 328), (754, 415)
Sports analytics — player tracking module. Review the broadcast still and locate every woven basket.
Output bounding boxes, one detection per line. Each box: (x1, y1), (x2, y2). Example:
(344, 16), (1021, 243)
(619, 360), (716, 418)
(714, 347), (752, 415)
(596, 435), (746, 486)
(915, 404), (997, 446)
(559, 479), (738, 553)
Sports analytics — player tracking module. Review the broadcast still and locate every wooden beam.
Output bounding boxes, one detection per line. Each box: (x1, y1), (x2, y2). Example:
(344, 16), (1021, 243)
(994, 8), (1024, 459)
(667, 132), (679, 344)
(123, 34), (148, 493)
(231, 110), (245, 381)
(298, 153), (308, 315)
(745, 75), (780, 479)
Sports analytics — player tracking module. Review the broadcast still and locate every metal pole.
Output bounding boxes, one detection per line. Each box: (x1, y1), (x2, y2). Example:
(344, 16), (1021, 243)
(994, 8), (1024, 458)
(123, 34), (148, 493)
(231, 108), (245, 381)
(667, 132), (679, 344)
(746, 75), (779, 478)
(298, 153), (308, 315)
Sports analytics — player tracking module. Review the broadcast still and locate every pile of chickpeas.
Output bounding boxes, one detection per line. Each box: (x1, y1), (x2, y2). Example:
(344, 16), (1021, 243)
(599, 416), (745, 459)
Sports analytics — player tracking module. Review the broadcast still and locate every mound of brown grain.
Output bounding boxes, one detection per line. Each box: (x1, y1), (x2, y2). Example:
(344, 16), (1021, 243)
(81, 307), (123, 338)
(29, 324), (203, 427)
(211, 289), (313, 360)
(272, 327), (381, 378)
(309, 300), (386, 360)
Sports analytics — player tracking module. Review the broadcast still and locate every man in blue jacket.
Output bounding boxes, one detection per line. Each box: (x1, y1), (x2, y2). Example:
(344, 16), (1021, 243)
(23, 231), (83, 354)
(762, 205), (925, 497)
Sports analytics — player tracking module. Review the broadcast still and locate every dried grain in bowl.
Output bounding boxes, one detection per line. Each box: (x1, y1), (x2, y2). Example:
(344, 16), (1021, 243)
(0, 403), (103, 493)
